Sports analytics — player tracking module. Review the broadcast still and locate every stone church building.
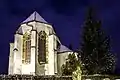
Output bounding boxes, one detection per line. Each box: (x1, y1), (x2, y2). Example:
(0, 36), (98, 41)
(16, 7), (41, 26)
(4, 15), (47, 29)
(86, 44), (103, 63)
(8, 11), (76, 76)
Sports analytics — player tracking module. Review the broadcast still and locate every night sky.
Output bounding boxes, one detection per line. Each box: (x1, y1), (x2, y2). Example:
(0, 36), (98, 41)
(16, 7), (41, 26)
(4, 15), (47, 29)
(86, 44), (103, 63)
(0, 0), (120, 74)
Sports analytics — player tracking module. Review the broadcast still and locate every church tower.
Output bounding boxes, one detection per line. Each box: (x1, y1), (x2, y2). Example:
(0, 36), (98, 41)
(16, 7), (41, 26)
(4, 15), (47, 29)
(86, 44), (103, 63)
(8, 11), (61, 75)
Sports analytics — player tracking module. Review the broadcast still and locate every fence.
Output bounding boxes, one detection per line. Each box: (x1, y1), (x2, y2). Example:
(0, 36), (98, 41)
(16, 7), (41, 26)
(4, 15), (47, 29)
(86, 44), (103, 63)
(0, 74), (120, 80)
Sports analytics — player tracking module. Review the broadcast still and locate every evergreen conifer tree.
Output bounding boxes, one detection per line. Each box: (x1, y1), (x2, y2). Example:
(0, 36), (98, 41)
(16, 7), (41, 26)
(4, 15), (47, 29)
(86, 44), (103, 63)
(80, 7), (116, 74)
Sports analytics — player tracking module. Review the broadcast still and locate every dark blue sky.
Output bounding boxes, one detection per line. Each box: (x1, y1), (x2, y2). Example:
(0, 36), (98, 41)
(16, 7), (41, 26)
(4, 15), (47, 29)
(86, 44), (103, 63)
(0, 0), (120, 74)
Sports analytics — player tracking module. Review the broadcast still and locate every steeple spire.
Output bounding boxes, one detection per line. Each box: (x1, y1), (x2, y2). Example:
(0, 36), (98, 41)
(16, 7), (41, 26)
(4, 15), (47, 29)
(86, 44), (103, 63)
(22, 11), (47, 23)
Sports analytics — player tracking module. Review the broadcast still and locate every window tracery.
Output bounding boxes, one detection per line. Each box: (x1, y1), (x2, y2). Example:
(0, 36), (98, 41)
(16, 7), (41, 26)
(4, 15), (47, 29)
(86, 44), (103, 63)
(38, 31), (48, 64)
(22, 32), (31, 64)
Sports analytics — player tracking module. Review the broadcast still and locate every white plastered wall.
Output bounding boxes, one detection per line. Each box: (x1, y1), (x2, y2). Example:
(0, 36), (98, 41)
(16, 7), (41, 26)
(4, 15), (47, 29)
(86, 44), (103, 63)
(30, 30), (36, 75)
(48, 35), (55, 75)
(8, 43), (14, 74)
(13, 34), (22, 74)
(21, 23), (35, 75)
(21, 30), (36, 75)
(35, 22), (50, 75)
(34, 22), (56, 75)
(53, 35), (58, 74)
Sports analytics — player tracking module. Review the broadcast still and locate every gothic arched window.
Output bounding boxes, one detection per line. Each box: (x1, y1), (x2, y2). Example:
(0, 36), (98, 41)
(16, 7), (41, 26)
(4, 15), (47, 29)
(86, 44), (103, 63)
(38, 31), (46, 64)
(22, 32), (31, 64)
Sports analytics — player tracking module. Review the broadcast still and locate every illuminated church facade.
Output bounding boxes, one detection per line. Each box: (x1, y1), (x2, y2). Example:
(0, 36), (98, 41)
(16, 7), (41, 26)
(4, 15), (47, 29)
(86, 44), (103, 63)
(8, 11), (76, 75)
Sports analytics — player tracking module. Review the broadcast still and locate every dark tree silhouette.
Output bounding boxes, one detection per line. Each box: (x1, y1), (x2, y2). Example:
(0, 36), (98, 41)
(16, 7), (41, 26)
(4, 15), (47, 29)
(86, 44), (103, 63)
(79, 7), (116, 74)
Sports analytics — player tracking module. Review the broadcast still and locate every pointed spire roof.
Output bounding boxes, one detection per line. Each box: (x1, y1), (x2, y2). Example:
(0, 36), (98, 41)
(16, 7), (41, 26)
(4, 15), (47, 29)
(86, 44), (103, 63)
(22, 11), (47, 23)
